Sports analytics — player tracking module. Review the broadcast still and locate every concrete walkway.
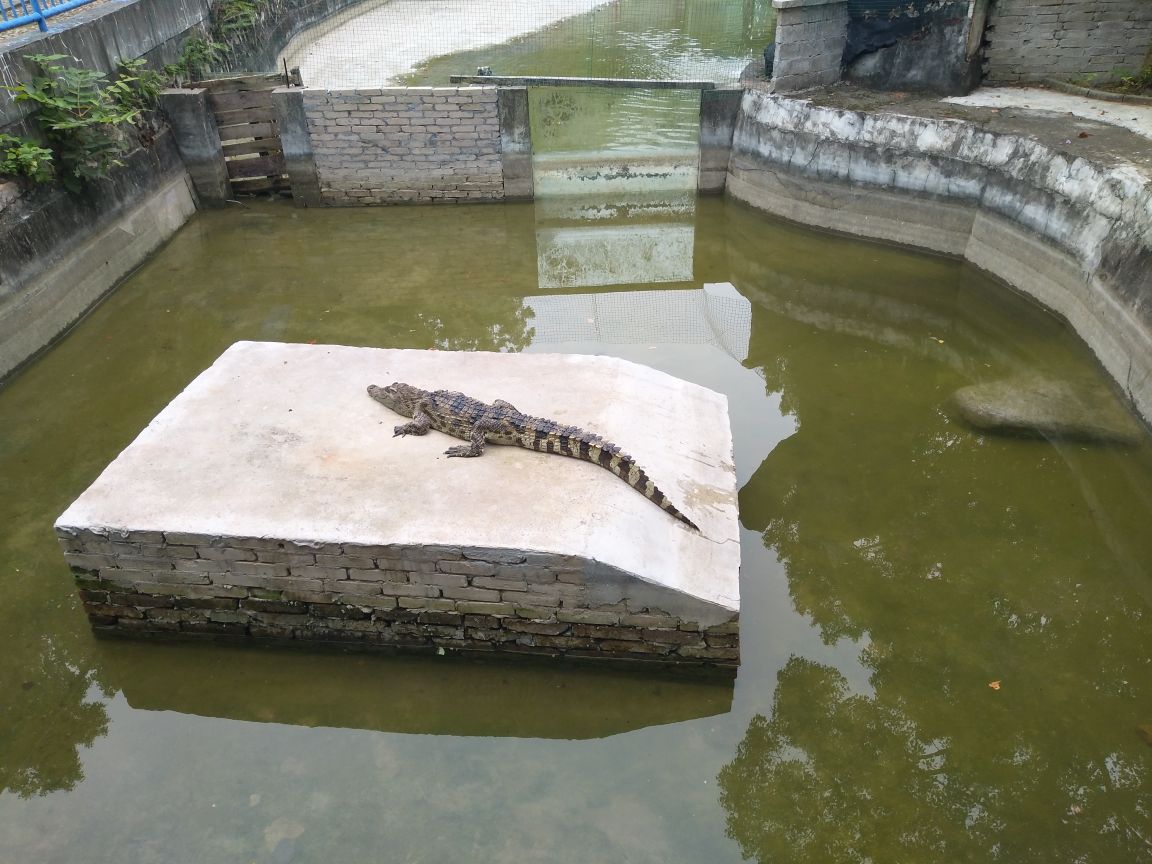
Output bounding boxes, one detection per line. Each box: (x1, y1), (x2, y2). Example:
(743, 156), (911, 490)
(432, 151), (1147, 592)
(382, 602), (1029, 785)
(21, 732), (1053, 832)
(946, 86), (1152, 141)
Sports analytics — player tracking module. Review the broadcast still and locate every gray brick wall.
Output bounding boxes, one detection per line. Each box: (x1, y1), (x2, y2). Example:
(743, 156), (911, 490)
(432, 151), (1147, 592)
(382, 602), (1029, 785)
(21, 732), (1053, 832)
(302, 86), (504, 205)
(58, 526), (740, 668)
(984, 0), (1152, 83)
(772, 0), (849, 92)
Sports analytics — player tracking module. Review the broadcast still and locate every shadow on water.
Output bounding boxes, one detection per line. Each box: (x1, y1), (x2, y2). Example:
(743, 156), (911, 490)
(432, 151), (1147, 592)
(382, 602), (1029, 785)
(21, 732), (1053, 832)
(99, 640), (734, 740)
(2, 197), (1151, 862)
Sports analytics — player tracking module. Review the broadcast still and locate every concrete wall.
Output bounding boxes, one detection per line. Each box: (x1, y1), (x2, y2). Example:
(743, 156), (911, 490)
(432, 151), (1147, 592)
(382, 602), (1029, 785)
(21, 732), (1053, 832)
(300, 86), (506, 205)
(726, 89), (1152, 425)
(984, 0), (1152, 84)
(0, 132), (197, 381)
(845, 0), (980, 95)
(0, 0), (210, 130)
(59, 528), (739, 668)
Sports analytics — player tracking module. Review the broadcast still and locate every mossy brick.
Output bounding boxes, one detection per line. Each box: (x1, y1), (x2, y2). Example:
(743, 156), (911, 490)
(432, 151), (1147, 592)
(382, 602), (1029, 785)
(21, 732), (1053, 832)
(462, 614), (502, 629)
(255, 550), (317, 566)
(456, 601), (515, 616)
(208, 610), (252, 624)
(281, 589), (338, 603)
(706, 633), (740, 648)
(621, 613), (680, 628)
(465, 627), (517, 643)
(338, 593), (396, 610)
(84, 602), (144, 619)
(417, 610), (462, 626)
(78, 589), (109, 603)
(378, 582), (429, 598)
(134, 582), (248, 598)
(532, 635), (598, 650)
(118, 618), (178, 632)
(678, 645), (739, 661)
(599, 639), (671, 655)
(642, 628), (704, 645)
(503, 620), (568, 636)
(241, 598), (308, 615)
(372, 608), (420, 623)
(110, 592), (175, 608)
(172, 596), (239, 610)
(571, 624), (642, 641)
(216, 574), (322, 592)
(183, 620), (249, 636)
(556, 609), (620, 625)
(147, 607), (206, 623)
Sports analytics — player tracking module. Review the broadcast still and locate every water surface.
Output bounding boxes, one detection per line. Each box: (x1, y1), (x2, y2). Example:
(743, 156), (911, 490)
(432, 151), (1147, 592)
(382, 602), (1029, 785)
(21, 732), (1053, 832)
(1, 198), (1151, 863)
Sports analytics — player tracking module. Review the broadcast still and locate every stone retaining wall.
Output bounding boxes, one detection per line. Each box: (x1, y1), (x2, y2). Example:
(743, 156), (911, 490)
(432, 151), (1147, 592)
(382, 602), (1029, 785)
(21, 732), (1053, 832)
(58, 528), (740, 669)
(302, 86), (505, 204)
(726, 90), (1152, 426)
(984, 0), (1152, 84)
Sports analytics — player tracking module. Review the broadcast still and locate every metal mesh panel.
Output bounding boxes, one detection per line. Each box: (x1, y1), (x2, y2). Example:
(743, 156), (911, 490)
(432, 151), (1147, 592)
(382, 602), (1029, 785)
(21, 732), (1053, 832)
(282, 0), (776, 89)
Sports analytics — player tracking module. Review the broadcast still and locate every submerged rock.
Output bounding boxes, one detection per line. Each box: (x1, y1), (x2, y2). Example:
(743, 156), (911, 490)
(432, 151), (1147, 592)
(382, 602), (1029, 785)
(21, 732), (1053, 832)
(952, 377), (1144, 445)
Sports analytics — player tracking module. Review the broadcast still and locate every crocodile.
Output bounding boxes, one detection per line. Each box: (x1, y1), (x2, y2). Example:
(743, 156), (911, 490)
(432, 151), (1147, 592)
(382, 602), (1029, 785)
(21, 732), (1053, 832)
(367, 382), (699, 531)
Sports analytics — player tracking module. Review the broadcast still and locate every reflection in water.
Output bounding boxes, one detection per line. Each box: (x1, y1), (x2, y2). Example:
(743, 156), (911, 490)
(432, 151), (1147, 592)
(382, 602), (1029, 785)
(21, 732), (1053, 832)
(526, 283), (750, 361)
(1, 198), (1151, 861)
(107, 643), (733, 740)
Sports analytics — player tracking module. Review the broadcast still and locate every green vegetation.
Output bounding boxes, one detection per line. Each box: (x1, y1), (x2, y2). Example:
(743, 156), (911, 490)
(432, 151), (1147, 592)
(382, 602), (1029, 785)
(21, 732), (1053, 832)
(0, 133), (55, 184)
(2, 54), (149, 192)
(1114, 65), (1152, 95)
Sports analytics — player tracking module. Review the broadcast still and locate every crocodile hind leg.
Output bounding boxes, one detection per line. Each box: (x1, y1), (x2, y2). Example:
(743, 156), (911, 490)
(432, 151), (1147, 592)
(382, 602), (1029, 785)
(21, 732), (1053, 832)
(394, 405), (433, 437)
(445, 417), (500, 457)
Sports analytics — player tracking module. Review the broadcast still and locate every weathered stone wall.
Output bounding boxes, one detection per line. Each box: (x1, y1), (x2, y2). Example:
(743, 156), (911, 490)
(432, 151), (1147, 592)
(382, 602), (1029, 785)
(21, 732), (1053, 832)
(844, 0), (980, 95)
(771, 0), (849, 92)
(302, 87), (504, 205)
(726, 90), (1152, 426)
(984, 0), (1152, 84)
(0, 131), (196, 381)
(58, 528), (740, 669)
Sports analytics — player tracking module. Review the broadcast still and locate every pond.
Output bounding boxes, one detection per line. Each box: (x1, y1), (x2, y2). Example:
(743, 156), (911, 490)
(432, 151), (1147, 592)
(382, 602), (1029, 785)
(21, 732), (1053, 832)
(2, 196), (1151, 862)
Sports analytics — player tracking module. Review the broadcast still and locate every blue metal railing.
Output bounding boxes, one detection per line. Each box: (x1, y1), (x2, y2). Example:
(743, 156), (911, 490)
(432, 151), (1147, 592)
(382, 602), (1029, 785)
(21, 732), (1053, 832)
(1, 0), (100, 33)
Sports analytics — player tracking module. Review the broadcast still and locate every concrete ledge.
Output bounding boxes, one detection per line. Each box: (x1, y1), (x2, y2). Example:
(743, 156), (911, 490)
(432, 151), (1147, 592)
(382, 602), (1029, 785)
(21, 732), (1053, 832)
(56, 343), (741, 669)
(0, 135), (196, 382)
(727, 90), (1152, 426)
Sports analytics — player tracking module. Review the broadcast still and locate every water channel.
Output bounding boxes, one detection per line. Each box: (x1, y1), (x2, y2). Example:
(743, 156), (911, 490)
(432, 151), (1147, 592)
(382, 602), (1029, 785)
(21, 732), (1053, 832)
(2, 195), (1152, 862)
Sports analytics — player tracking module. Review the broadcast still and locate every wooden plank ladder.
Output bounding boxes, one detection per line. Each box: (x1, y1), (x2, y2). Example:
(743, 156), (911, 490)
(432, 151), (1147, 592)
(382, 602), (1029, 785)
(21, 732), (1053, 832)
(196, 69), (303, 196)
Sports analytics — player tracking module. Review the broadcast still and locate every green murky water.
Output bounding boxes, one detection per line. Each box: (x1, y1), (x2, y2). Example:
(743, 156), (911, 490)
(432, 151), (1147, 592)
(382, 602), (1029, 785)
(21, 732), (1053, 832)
(2, 197), (1152, 862)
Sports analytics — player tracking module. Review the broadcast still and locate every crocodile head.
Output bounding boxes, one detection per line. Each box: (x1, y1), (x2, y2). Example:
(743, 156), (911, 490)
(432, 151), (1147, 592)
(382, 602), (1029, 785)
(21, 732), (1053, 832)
(366, 381), (422, 417)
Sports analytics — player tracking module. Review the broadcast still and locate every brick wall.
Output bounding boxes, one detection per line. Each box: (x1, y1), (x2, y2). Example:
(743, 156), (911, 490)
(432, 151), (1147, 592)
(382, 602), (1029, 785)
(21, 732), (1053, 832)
(772, 0), (850, 92)
(984, 0), (1152, 83)
(302, 86), (505, 205)
(58, 527), (740, 669)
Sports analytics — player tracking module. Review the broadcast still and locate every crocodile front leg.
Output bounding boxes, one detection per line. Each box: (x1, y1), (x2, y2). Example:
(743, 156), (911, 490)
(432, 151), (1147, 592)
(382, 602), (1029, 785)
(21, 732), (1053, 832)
(445, 417), (501, 457)
(394, 404), (433, 437)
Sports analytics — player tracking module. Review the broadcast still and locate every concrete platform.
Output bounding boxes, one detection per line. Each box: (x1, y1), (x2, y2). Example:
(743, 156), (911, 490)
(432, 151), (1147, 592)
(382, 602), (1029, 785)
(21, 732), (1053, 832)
(57, 342), (741, 668)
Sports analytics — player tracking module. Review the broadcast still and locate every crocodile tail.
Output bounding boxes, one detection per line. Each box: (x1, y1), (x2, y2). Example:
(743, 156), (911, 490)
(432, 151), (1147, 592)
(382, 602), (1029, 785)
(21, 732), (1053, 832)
(577, 432), (700, 532)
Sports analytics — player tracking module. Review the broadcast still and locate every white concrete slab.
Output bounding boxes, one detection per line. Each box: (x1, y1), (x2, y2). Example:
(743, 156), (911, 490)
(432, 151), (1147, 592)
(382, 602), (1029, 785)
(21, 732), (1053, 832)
(57, 342), (740, 613)
(944, 87), (1152, 141)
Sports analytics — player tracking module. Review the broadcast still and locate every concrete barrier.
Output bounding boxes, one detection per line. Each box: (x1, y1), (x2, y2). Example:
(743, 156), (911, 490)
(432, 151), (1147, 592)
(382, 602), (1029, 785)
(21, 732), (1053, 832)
(726, 89), (1152, 426)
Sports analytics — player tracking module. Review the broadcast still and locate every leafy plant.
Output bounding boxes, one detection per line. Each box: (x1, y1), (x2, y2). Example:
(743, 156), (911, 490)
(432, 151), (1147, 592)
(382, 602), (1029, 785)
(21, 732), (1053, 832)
(164, 35), (226, 85)
(212, 0), (261, 36)
(1115, 66), (1152, 94)
(3, 54), (141, 192)
(0, 133), (55, 183)
(113, 58), (166, 112)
